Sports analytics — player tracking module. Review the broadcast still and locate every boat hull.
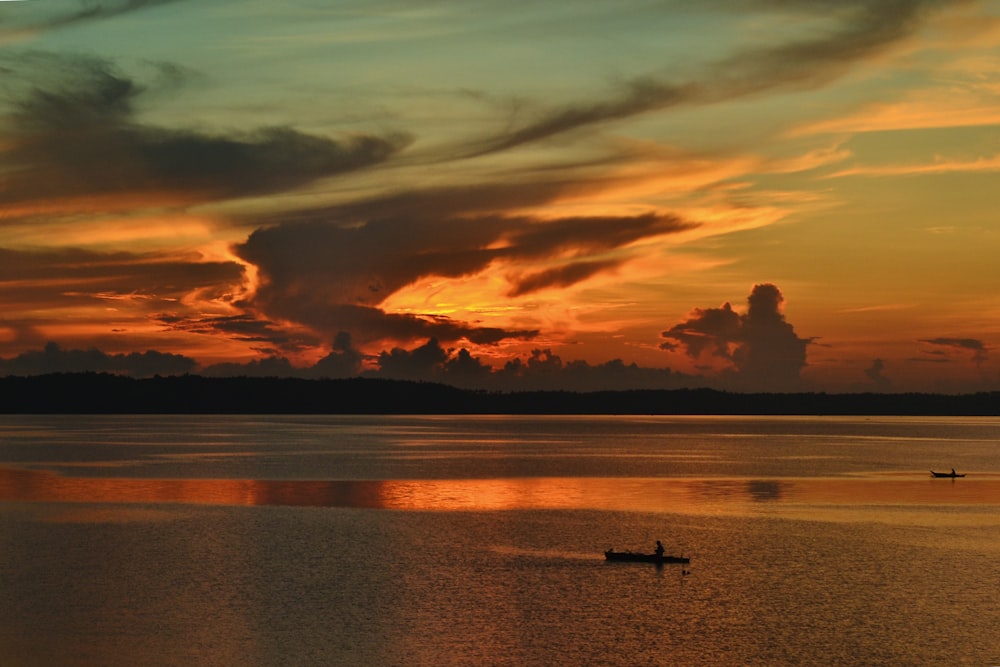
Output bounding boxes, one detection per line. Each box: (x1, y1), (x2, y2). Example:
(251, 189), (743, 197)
(930, 471), (965, 478)
(604, 550), (690, 564)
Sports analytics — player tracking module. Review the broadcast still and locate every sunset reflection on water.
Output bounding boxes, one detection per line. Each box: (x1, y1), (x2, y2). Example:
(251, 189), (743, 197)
(4, 466), (1000, 520)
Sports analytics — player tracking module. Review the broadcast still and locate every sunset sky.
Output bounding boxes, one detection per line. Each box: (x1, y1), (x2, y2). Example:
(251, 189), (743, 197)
(1, 0), (999, 392)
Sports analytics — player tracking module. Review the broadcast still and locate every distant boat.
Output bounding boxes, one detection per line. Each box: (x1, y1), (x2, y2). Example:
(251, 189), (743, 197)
(930, 470), (965, 478)
(604, 549), (690, 564)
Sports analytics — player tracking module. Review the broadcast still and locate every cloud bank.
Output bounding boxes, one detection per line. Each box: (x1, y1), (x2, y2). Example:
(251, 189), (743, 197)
(0, 341), (195, 377)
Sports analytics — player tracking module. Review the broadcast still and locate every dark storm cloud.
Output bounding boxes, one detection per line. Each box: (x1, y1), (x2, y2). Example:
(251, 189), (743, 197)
(919, 337), (988, 366)
(661, 283), (811, 390)
(470, 0), (954, 155)
(233, 212), (692, 345)
(0, 341), (195, 377)
(0, 52), (409, 213)
(237, 213), (693, 306)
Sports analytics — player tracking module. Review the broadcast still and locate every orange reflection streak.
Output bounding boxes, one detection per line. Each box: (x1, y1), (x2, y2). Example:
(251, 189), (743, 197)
(0, 468), (389, 509)
(4, 467), (1000, 515)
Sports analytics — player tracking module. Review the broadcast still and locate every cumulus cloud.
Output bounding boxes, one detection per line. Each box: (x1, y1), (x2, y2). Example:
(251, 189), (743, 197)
(864, 358), (893, 390)
(494, 348), (694, 392)
(159, 336), (696, 391)
(199, 355), (300, 379)
(375, 338), (450, 381)
(368, 341), (695, 391)
(661, 283), (811, 390)
(442, 348), (494, 385)
(0, 52), (409, 215)
(0, 338), (694, 390)
(311, 331), (364, 379)
(659, 301), (742, 360)
(468, 0), (954, 155)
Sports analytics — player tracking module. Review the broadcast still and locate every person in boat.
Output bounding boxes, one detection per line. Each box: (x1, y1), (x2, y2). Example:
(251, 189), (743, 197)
(951, 468), (956, 476)
(654, 540), (665, 558)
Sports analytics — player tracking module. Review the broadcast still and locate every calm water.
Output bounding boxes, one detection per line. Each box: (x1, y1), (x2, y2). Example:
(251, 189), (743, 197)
(1, 415), (999, 666)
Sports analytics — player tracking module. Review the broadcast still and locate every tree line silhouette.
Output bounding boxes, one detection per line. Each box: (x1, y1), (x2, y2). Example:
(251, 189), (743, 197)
(0, 372), (998, 414)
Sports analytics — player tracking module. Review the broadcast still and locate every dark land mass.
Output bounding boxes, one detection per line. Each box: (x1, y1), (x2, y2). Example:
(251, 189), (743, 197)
(0, 373), (998, 415)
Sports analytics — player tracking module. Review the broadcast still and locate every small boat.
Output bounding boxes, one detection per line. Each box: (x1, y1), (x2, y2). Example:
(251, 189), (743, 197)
(604, 549), (690, 564)
(930, 470), (965, 478)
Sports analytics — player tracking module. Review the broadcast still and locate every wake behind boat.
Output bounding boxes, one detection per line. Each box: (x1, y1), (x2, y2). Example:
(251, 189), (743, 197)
(604, 549), (690, 564)
(931, 470), (965, 478)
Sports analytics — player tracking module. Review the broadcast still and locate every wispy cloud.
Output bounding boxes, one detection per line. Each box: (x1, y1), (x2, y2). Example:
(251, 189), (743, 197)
(826, 153), (1000, 178)
(0, 246), (242, 311)
(0, 245), (245, 355)
(1, 0), (188, 40)
(506, 259), (626, 298)
(792, 97), (1000, 136)
(465, 0), (955, 156)
(919, 337), (989, 366)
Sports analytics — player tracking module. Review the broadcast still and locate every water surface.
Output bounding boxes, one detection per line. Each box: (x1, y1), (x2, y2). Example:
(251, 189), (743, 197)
(1, 415), (998, 666)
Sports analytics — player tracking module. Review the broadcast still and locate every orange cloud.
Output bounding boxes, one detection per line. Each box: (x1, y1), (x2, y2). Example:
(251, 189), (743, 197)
(791, 95), (1000, 137)
(826, 153), (1000, 178)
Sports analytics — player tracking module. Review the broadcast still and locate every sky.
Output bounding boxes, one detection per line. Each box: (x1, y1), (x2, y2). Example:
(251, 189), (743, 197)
(0, 0), (999, 393)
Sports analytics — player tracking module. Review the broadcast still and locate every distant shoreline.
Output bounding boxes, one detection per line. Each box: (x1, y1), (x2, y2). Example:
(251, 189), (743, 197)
(0, 373), (997, 415)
